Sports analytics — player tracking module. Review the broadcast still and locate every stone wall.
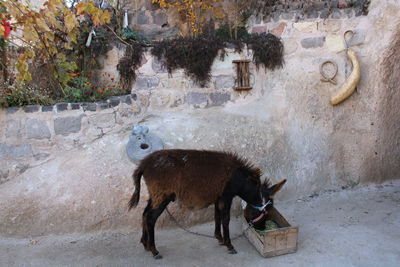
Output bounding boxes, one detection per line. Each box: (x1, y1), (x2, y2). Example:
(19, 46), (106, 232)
(1, 0), (399, 237)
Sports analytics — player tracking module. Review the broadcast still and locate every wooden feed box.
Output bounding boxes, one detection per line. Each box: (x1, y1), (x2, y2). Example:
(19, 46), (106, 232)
(242, 207), (298, 257)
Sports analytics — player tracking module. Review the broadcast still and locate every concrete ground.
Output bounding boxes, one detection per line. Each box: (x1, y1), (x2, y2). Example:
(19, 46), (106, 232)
(1, 180), (399, 267)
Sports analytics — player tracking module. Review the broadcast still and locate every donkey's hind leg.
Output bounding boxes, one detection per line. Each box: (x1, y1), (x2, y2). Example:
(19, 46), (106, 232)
(143, 195), (174, 259)
(140, 199), (152, 250)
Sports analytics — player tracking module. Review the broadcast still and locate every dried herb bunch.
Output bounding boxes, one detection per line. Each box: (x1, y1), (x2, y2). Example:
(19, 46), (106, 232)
(117, 42), (146, 92)
(117, 30), (284, 88)
(244, 33), (284, 70)
(151, 35), (226, 87)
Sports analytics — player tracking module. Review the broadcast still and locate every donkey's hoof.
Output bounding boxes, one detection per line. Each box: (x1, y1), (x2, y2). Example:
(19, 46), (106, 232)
(153, 254), (163, 260)
(228, 248), (237, 254)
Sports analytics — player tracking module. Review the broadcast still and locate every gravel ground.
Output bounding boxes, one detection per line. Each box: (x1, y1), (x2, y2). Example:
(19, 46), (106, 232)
(1, 180), (399, 267)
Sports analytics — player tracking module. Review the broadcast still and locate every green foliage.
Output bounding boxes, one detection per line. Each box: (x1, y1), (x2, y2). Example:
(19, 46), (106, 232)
(214, 23), (250, 41)
(63, 72), (124, 102)
(0, 83), (54, 108)
(122, 28), (150, 44)
(1, 0), (111, 93)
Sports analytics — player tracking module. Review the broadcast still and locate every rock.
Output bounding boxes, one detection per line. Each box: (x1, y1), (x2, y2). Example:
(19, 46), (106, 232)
(0, 143), (33, 158)
(120, 95), (132, 105)
(209, 93), (231, 106)
(348, 31), (366, 47)
(26, 119), (51, 140)
(82, 103), (97, 112)
(137, 25), (179, 41)
(70, 103), (80, 110)
(320, 10), (330, 19)
(23, 105), (40, 113)
(6, 107), (19, 114)
(281, 12), (294, 20)
(89, 113), (116, 129)
(42, 106), (53, 112)
(5, 120), (22, 138)
(252, 26), (267, 34)
(153, 11), (167, 26)
(54, 116), (83, 135)
(56, 103), (69, 112)
(283, 39), (298, 55)
(331, 10), (342, 19)
(214, 75), (235, 90)
(137, 11), (149, 25)
(134, 76), (160, 90)
(326, 34), (345, 52)
(301, 37), (326, 49)
(306, 10), (319, 19)
(271, 23), (287, 36)
(108, 97), (120, 107)
(186, 92), (208, 105)
(319, 20), (342, 33)
(294, 22), (317, 33)
(97, 102), (109, 110)
(152, 57), (167, 73)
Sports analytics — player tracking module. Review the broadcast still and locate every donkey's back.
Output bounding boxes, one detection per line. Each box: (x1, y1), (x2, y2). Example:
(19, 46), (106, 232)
(130, 149), (254, 209)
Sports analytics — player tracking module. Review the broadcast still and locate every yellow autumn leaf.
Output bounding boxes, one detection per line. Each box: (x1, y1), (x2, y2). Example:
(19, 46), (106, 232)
(85, 2), (97, 15)
(212, 6), (225, 19)
(0, 25), (4, 37)
(100, 10), (111, 24)
(64, 43), (72, 50)
(76, 2), (86, 15)
(36, 17), (51, 32)
(92, 13), (100, 26)
(44, 31), (55, 42)
(23, 72), (33, 81)
(23, 26), (39, 42)
(25, 50), (36, 59)
(65, 13), (78, 31)
(46, 14), (63, 30)
(67, 31), (77, 44)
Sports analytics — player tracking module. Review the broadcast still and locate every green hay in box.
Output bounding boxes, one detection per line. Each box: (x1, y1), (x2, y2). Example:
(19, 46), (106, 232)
(255, 220), (279, 236)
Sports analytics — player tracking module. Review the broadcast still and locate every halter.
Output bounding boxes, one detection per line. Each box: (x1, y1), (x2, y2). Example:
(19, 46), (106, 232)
(248, 200), (272, 226)
(251, 200), (272, 211)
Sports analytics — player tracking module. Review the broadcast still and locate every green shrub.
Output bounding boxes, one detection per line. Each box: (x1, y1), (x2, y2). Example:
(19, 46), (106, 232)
(0, 83), (54, 108)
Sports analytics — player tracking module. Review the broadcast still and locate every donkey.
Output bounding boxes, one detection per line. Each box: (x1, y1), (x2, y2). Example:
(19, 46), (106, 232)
(128, 149), (286, 259)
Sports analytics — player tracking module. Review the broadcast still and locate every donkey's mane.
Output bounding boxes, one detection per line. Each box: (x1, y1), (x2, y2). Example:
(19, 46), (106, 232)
(223, 151), (270, 186)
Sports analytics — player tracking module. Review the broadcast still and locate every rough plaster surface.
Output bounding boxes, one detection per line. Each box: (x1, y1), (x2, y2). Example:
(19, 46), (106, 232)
(0, 0), (399, 236)
(1, 181), (399, 266)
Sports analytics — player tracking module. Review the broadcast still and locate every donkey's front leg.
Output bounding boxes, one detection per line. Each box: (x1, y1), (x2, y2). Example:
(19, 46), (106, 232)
(221, 197), (237, 254)
(214, 201), (223, 244)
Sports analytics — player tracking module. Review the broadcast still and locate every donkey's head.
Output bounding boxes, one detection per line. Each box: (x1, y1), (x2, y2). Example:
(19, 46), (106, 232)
(243, 179), (286, 230)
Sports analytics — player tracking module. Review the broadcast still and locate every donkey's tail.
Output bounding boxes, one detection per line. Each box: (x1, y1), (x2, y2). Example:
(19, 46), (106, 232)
(128, 166), (144, 210)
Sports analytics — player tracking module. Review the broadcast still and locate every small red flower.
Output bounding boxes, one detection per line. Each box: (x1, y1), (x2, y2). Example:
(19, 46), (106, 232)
(98, 90), (104, 94)
(111, 78), (114, 81)
(86, 74), (91, 78)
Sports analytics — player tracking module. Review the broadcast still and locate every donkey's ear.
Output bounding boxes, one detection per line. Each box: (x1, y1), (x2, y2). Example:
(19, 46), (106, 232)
(269, 179), (287, 196)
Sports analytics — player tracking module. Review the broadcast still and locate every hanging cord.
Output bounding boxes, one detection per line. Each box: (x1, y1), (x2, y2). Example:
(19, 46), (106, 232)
(320, 60), (338, 85)
(343, 30), (355, 78)
(165, 207), (252, 241)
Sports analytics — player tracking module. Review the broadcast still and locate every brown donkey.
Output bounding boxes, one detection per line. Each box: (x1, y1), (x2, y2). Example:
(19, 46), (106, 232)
(128, 149), (286, 259)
